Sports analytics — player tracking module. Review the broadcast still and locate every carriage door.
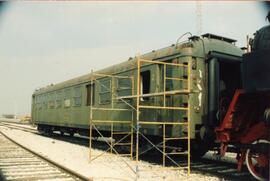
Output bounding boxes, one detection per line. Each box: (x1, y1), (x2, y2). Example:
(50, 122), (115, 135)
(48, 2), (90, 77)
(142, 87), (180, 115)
(140, 70), (150, 101)
(140, 68), (158, 131)
(208, 54), (242, 128)
(63, 89), (71, 123)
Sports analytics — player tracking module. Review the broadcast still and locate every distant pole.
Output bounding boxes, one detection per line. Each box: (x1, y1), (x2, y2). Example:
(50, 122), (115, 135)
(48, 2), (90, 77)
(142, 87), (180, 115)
(196, 0), (203, 35)
(13, 100), (17, 119)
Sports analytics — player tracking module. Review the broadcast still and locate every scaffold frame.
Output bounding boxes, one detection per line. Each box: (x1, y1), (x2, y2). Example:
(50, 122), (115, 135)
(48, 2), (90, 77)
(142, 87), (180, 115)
(88, 57), (191, 180)
(134, 57), (191, 178)
(89, 73), (135, 162)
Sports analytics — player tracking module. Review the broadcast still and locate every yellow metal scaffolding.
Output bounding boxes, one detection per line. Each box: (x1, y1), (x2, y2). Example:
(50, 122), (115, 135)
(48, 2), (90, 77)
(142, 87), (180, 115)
(88, 57), (191, 179)
(134, 57), (191, 177)
(89, 73), (134, 162)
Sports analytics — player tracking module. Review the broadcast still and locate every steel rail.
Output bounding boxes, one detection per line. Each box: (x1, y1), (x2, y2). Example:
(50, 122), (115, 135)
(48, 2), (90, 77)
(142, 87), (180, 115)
(0, 122), (37, 134)
(1, 123), (254, 180)
(0, 130), (91, 181)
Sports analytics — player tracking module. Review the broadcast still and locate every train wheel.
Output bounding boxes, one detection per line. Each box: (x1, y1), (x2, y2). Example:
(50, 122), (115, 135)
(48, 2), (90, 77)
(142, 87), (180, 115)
(246, 139), (270, 181)
(190, 139), (209, 160)
(46, 129), (53, 136)
(68, 131), (74, 137)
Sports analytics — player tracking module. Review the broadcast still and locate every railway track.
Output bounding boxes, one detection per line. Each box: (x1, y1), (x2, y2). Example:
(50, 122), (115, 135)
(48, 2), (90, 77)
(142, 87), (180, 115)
(191, 158), (254, 181)
(0, 122), (89, 147)
(0, 122), (256, 181)
(0, 122), (37, 134)
(137, 153), (255, 181)
(0, 130), (90, 181)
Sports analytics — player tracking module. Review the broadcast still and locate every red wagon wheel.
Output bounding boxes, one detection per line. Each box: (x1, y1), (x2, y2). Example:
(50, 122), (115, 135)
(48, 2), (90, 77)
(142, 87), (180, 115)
(246, 139), (270, 181)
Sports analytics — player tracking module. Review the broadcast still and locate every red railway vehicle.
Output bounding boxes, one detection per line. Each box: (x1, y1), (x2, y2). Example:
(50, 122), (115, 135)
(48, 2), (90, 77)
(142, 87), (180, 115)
(216, 50), (270, 180)
(216, 12), (270, 181)
(216, 89), (269, 180)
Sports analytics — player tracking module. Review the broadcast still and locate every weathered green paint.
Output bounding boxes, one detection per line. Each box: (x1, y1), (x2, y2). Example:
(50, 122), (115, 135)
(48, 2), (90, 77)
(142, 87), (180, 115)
(32, 34), (243, 139)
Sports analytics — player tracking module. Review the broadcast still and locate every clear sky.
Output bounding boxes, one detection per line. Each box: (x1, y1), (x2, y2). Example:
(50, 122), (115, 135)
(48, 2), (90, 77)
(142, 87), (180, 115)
(0, 1), (268, 115)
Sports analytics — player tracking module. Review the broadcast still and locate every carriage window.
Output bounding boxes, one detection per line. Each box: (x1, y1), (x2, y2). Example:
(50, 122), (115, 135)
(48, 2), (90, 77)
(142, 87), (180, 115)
(99, 80), (111, 104)
(43, 94), (47, 109)
(64, 89), (71, 108)
(117, 77), (132, 97)
(140, 71), (150, 101)
(56, 91), (62, 108)
(39, 95), (43, 110)
(73, 86), (82, 106)
(36, 95), (42, 110)
(86, 84), (95, 106)
(48, 93), (55, 109)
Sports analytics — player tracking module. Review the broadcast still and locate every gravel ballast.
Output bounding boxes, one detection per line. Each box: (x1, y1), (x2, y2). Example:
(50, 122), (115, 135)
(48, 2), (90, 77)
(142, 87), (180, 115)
(0, 125), (221, 181)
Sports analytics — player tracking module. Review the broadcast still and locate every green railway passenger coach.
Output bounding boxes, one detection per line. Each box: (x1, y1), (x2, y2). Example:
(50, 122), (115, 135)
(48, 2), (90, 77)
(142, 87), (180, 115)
(32, 33), (243, 157)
